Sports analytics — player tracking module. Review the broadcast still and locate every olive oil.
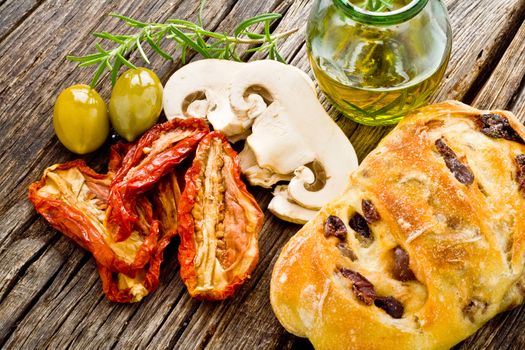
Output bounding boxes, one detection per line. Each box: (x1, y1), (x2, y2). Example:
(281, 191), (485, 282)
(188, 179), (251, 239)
(306, 0), (452, 125)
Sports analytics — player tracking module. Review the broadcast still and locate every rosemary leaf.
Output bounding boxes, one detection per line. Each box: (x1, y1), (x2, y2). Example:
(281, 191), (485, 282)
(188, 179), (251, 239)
(78, 57), (106, 67)
(244, 32), (266, 40)
(273, 47), (285, 63)
(136, 37), (151, 64)
(145, 32), (173, 60)
(111, 57), (122, 86)
(166, 19), (201, 29)
(104, 60), (113, 71)
(95, 43), (108, 54)
(66, 52), (105, 62)
(198, 0), (205, 27)
(234, 13), (282, 37)
(169, 27), (212, 58)
(109, 13), (148, 28)
(90, 62), (107, 88)
(92, 32), (126, 44)
(116, 52), (137, 69)
(180, 45), (188, 65)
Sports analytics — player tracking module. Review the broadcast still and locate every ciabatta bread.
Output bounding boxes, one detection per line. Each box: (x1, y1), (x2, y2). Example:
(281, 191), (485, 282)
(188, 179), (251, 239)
(270, 101), (525, 350)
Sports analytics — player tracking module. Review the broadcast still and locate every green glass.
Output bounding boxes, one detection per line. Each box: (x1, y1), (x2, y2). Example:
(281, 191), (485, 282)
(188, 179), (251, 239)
(307, 0), (452, 125)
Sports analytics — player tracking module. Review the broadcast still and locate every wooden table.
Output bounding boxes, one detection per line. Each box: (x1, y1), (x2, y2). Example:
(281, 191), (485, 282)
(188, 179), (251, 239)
(1, 0), (525, 349)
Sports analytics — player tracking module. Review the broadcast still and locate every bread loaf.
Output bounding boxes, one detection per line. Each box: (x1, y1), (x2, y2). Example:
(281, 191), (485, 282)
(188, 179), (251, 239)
(270, 101), (525, 349)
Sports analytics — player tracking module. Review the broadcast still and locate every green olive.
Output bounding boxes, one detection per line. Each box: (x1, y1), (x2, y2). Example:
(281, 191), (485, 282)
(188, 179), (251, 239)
(109, 68), (163, 142)
(53, 84), (109, 154)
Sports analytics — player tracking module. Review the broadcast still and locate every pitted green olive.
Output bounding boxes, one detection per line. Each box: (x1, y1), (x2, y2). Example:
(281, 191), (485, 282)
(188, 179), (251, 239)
(109, 68), (163, 142)
(53, 84), (109, 154)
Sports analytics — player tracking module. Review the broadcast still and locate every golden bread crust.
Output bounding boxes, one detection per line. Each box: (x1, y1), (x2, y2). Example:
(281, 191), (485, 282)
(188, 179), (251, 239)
(270, 101), (525, 350)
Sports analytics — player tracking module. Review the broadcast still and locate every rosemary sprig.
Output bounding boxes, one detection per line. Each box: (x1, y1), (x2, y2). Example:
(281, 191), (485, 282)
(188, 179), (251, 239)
(67, 10), (297, 87)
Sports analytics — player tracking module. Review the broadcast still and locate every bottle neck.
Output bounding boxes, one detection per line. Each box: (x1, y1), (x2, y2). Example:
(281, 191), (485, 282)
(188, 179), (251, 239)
(333, 0), (430, 25)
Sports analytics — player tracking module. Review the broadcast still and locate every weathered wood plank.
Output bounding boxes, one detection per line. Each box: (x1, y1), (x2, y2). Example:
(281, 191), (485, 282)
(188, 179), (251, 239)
(512, 84), (525, 123)
(0, 0), (44, 42)
(507, 22), (525, 123)
(472, 20), (525, 116)
(0, 234), (83, 346)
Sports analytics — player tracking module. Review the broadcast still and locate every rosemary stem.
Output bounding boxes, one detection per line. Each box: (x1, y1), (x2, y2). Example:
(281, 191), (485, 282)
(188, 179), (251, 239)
(69, 11), (297, 87)
(164, 23), (298, 44)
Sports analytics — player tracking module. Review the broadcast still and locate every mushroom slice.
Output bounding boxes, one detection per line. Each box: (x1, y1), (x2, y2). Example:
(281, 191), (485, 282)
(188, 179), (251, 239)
(239, 142), (293, 188)
(178, 131), (264, 300)
(163, 60), (263, 139)
(229, 61), (358, 213)
(246, 102), (317, 175)
(268, 185), (317, 224)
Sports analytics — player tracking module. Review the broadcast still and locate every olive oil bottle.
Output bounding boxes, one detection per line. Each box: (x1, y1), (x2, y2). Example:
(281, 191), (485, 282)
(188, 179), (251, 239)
(307, 0), (452, 125)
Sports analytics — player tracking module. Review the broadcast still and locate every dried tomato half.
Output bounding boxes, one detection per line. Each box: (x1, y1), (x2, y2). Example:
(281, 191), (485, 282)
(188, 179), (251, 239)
(178, 131), (264, 300)
(107, 118), (209, 243)
(98, 182), (180, 303)
(28, 150), (183, 302)
(29, 160), (131, 273)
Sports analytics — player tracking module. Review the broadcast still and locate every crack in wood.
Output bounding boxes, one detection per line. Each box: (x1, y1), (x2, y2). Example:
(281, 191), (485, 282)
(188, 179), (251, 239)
(0, 211), (39, 256)
(510, 75), (525, 112)
(61, 293), (107, 349)
(0, 238), (65, 348)
(142, 286), (187, 349)
(0, 232), (60, 306)
(165, 301), (202, 350)
(10, 256), (95, 349)
(0, 0), (46, 44)
(462, 3), (525, 105)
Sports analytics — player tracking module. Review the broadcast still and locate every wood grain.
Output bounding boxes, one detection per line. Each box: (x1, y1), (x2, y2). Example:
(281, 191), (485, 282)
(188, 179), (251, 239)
(472, 20), (525, 115)
(0, 0), (524, 349)
(0, 0), (43, 42)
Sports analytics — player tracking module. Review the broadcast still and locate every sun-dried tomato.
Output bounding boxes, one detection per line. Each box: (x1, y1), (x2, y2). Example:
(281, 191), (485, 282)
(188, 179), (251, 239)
(29, 160), (126, 271)
(106, 118), (209, 243)
(28, 120), (202, 302)
(178, 131), (264, 300)
(28, 157), (184, 302)
(152, 172), (182, 238)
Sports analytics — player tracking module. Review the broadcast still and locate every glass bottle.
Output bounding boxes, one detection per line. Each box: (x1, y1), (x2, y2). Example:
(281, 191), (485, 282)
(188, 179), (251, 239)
(307, 0), (452, 125)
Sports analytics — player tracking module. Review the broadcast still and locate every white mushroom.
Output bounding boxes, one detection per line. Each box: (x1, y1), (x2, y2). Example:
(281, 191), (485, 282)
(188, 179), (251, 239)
(163, 59), (359, 224)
